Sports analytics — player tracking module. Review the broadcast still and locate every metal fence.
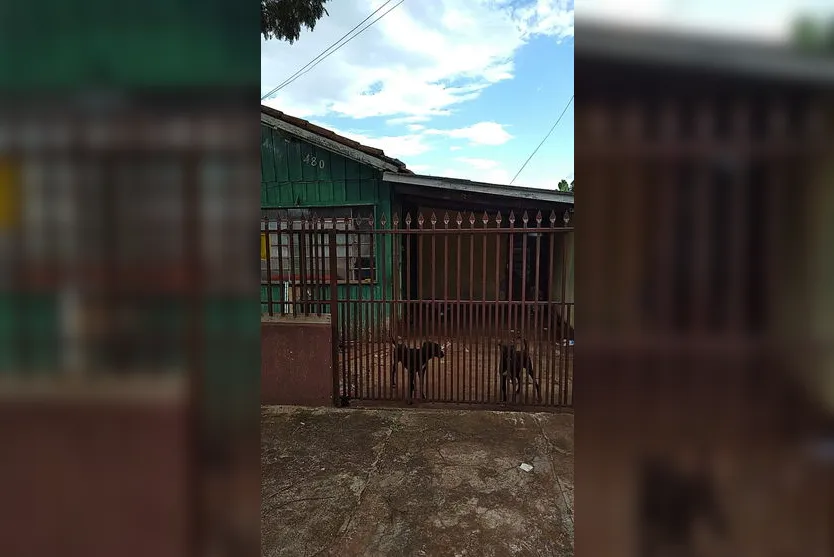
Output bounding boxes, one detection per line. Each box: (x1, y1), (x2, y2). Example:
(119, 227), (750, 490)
(261, 208), (574, 409)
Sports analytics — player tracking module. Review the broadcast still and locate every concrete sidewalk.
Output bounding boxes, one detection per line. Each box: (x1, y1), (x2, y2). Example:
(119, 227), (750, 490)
(262, 406), (574, 557)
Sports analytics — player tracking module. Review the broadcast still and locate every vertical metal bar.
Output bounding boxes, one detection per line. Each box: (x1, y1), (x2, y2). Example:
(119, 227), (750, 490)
(276, 216), (285, 315)
(330, 230), (339, 405)
(309, 217), (318, 315)
(263, 217), (273, 317)
(492, 211), (503, 403)
(417, 214), (425, 403)
(405, 213), (413, 403)
(548, 212), (557, 406)
(380, 217), (389, 400)
(508, 212), (516, 403)
(443, 213), (450, 401)
(355, 217), (365, 399)
(338, 219), (348, 403)
(318, 217), (326, 316)
(430, 213), (437, 401)
(468, 213), (476, 403)
(345, 216), (356, 400)
(455, 213), (463, 403)
(559, 226), (568, 407)
(299, 218), (308, 316)
(374, 219), (381, 400)
(390, 216), (398, 400)
(533, 212), (543, 405)
(566, 302), (573, 406)
(367, 215), (378, 400)
(481, 212), (489, 404)
(287, 219), (296, 316)
(520, 212), (529, 405)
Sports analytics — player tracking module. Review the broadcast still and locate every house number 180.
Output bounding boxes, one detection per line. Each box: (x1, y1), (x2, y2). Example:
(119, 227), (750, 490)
(303, 153), (325, 169)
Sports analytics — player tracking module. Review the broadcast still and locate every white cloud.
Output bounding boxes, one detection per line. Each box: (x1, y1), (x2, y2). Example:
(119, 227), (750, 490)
(386, 115), (434, 126)
(305, 120), (514, 159)
(407, 124), (426, 132)
(449, 146), (463, 151)
(261, 0), (574, 121)
(456, 157), (501, 170)
(426, 122), (513, 146)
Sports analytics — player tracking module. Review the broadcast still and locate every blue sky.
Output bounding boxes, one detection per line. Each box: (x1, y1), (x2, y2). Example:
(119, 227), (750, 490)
(262, 0), (575, 189)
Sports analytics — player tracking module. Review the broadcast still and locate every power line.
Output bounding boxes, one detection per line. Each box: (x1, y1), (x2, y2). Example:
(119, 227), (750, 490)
(509, 94), (574, 186)
(261, 0), (404, 100)
(261, 0), (395, 100)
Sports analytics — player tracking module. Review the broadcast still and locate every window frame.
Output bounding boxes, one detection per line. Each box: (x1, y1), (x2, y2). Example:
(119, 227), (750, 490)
(260, 206), (377, 285)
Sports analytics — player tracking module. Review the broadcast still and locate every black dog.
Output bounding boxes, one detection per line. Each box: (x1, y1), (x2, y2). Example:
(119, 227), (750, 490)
(497, 338), (542, 402)
(390, 336), (446, 401)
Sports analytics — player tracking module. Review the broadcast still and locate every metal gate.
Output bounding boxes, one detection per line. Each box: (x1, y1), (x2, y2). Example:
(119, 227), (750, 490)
(261, 209), (574, 410)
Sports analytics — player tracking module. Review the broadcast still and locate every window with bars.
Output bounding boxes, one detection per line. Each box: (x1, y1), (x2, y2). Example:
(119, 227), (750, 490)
(260, 207), (376, 284)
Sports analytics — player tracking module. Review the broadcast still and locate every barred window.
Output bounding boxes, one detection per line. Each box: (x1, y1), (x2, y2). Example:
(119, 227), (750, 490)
(261, 207), (376, 284)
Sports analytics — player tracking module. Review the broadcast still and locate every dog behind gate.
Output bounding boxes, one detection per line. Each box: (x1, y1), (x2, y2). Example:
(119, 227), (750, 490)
(389, 334), (446, 401)
(497, 337), (542, 403)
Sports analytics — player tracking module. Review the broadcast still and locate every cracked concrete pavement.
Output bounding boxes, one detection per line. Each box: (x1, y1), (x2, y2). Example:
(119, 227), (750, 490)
(262, 406), (574, 557)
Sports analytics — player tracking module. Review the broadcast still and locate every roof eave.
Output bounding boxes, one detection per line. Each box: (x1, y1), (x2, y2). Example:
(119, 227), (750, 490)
(261, 111), (404, 173)
(383, 172), (575, 205)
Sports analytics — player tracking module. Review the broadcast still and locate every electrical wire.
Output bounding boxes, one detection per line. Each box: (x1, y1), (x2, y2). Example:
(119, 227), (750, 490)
(261, 0), (404, 100)
(510, 94), (574, 186)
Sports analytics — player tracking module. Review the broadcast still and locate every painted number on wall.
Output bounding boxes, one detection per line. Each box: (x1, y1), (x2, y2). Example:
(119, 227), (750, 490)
(303, 153), (325, 169)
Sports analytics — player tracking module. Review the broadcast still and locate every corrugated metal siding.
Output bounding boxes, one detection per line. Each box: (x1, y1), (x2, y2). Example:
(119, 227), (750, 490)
(260, 124), (394, 328)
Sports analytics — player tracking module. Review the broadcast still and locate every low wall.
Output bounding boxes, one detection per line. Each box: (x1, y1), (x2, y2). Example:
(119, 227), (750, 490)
(261, 316), (334, 406)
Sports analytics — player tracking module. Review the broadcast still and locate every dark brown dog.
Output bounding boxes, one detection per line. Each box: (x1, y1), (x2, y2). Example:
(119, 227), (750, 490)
(497, 338), (542, 403)
(390, 335), (446, 401)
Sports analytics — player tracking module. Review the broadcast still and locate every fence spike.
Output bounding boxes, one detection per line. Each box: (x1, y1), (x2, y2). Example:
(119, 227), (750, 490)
(508, 210), (516, 225)
(522, 210), (529, 226)
(563, 209), (571, 226)
(417, 212), (424, 229)
(380, 213), (387, 228)
(549, 210), (557, 226)
(443, 211), (450, 227)
(496, 211), (502, 226)
(368, 213), (375, 228)
(535, 210), (543, 225)
(481, 211), (489, 225)
(405, 212), (412, 228)
(430, 211), (437, 227)
(392, 212), (400, 227)
(456, 212), (463, 227)
(470, 212), (477, 226)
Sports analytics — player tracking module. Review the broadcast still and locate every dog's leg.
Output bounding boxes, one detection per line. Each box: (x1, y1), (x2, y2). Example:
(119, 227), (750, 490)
(526, 360), (542, 402)
(499, 371), (507, 402)
(407, 367), (416, 403)
(390, 360), (398, 388)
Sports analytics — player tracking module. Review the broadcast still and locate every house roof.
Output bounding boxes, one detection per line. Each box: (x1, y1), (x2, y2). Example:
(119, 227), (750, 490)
(261, 105), (411, 173)
(383, 172), (575, 205)
(578, 19), (834, 87)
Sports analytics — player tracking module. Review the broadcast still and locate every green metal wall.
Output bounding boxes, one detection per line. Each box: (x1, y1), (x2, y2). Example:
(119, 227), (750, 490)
(260, 123), (395, 331)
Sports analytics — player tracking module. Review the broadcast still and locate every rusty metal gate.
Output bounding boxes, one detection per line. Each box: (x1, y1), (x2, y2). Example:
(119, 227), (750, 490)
(261, 209), (574, 410)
